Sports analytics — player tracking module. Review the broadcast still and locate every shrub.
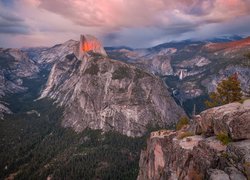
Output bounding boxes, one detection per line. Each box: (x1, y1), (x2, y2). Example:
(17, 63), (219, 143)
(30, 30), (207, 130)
(176, 116), (189, 130)
(238, 99), (245, 104)
(112, 66), (131, 80)
(178, 131), (194, 139)
(84, 63), (99, 75)
(216, 133), (232, 145)
(205, 74), (242, 108)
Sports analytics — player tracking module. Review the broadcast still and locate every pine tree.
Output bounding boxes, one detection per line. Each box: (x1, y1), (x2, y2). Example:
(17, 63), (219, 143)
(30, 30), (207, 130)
(244, 52), (250, 60)
(246, 84), (250, 97)
(244, 52), (250, 97)
(205, 73), (242, 108)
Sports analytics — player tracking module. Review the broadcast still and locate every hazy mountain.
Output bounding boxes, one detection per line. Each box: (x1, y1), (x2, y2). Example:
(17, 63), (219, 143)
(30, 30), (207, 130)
(107, 36), (250, 114)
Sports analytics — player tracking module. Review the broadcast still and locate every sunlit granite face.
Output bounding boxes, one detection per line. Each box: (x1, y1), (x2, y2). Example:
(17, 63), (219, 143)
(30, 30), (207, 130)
(79, 34), (107, 57)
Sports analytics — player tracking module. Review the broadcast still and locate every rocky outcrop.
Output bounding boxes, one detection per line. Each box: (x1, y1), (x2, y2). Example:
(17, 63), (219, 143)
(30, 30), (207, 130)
(0, 102), (12, 119)
(26, 35), (107, 67)
(35, 40), (79, 66)
(0, 48), (39, 79)
(194, 100), (250, 140)
(137, 100), (250, 180)
(79, 35), (107, 57)
(40, 35), (185, 137)
(0, 48), (39, 117)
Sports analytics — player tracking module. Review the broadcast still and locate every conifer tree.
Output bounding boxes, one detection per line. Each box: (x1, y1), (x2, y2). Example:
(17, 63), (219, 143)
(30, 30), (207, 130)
(246, 84), (250, 97)
(244, 52), (250, 97)
(244, 52), (250, 60)
(205, 73), (242, 108)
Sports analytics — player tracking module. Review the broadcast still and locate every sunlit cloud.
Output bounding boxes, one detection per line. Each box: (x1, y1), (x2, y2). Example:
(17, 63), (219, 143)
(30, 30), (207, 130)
(0, 0), (250, 48)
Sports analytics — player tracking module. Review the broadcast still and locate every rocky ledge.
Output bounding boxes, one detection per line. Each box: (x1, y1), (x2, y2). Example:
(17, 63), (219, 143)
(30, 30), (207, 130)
(138, 99), (250, 180)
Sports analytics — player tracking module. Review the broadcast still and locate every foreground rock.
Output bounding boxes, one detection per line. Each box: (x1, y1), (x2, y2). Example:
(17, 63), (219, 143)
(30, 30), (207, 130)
(137, 100), (250, 180)
(194, 99), (250, 140)
(40, 35), (185, 137)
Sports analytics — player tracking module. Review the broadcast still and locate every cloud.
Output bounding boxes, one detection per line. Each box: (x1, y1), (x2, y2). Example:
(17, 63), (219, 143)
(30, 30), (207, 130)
(36, 0), (250, 46)
(0, 0), (250, 48)
(37, 0), (250, 27)
(0, 3), (30, 34)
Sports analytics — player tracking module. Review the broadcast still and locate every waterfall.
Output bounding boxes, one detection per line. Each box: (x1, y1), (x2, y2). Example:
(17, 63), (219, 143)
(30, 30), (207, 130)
(179, 70), (184, 80)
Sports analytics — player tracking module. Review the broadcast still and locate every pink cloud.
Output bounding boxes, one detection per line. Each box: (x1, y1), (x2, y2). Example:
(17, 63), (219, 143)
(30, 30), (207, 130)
(0, 0), (250, 48)
(35, 0), (250, 28)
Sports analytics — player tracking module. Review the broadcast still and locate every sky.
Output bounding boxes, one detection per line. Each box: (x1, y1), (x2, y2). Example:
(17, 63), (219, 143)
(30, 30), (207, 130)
(0, 0), (250, 48)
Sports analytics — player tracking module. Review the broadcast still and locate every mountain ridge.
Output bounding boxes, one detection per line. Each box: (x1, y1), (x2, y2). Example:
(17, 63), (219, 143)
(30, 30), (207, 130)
(39, 35), (185, 137)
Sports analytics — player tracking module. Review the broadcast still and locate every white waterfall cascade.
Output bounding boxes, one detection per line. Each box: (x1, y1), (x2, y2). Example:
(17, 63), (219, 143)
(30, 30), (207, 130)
(179, 69), (184, 80)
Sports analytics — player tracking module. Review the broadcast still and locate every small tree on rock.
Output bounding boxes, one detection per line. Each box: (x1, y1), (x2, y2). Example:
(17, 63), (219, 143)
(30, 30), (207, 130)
(246, 84), (250, 97)
(244, 52), (250, 60)
(244, 52), (250, 97)
(205, 73), (242, 108)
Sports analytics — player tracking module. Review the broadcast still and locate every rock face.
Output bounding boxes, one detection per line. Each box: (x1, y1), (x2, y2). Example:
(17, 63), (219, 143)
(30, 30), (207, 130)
(40, 35), (185, 137)
(0, 48), (39, 117)
(25, 35), (107, 68)
(34, 40), (79, 66)
(137, 100), (250, 180)
(0, 48), (39, 79)
(79, 35), (107, 57)
(194, 99), (250, 140)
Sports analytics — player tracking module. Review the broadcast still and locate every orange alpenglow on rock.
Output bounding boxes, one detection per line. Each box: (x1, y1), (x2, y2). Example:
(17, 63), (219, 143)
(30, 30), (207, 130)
(79, 34), (107, 57)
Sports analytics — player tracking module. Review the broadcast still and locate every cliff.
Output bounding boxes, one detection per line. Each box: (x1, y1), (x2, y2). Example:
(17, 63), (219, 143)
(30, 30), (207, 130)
(0, 48), (39, 117)
(138, 99), (250, 179)
(79, 34), (107, 57)
(40, 35), (185, 137)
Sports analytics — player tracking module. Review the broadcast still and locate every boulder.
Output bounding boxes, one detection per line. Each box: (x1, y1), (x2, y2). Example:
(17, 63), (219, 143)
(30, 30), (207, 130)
(226, 140), (250, 179)
(208, 169), (230, 180)
(194, 99), (250, 140)
(224, 167), (247, 180)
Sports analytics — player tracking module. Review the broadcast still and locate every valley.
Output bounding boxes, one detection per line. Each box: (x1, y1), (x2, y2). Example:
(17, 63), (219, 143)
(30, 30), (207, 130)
(0, 35), (250, 179)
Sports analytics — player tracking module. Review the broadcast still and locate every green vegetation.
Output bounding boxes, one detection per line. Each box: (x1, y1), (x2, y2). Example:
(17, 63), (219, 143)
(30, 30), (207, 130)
(216, 133), (232, 145)
(0, 54), (15, 69)
(178, 131), (194, 139)
(0, 99), (147, 180)
(84, 63), (99, 75)
(0, 70), (148, 180)
(112, 66), (131, 80)
(205, 74), (242, 108)
(246, 84), (250, 98)
(183, 95), (209, 116)
(176, 116), (189, 130)
(244, 52), (250, 60)
(135, 68), (147, 79)
(243, 162), (250, 180)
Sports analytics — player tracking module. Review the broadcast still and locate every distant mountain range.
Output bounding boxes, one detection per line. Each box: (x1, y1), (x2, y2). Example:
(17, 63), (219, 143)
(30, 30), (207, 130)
(1, 34), (250, 117)
(0, 34), (250, 179)
(107, 36), (250, 114)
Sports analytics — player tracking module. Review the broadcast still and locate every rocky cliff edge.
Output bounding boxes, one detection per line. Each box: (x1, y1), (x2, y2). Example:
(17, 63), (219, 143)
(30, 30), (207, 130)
(138, 99), (250, 180)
